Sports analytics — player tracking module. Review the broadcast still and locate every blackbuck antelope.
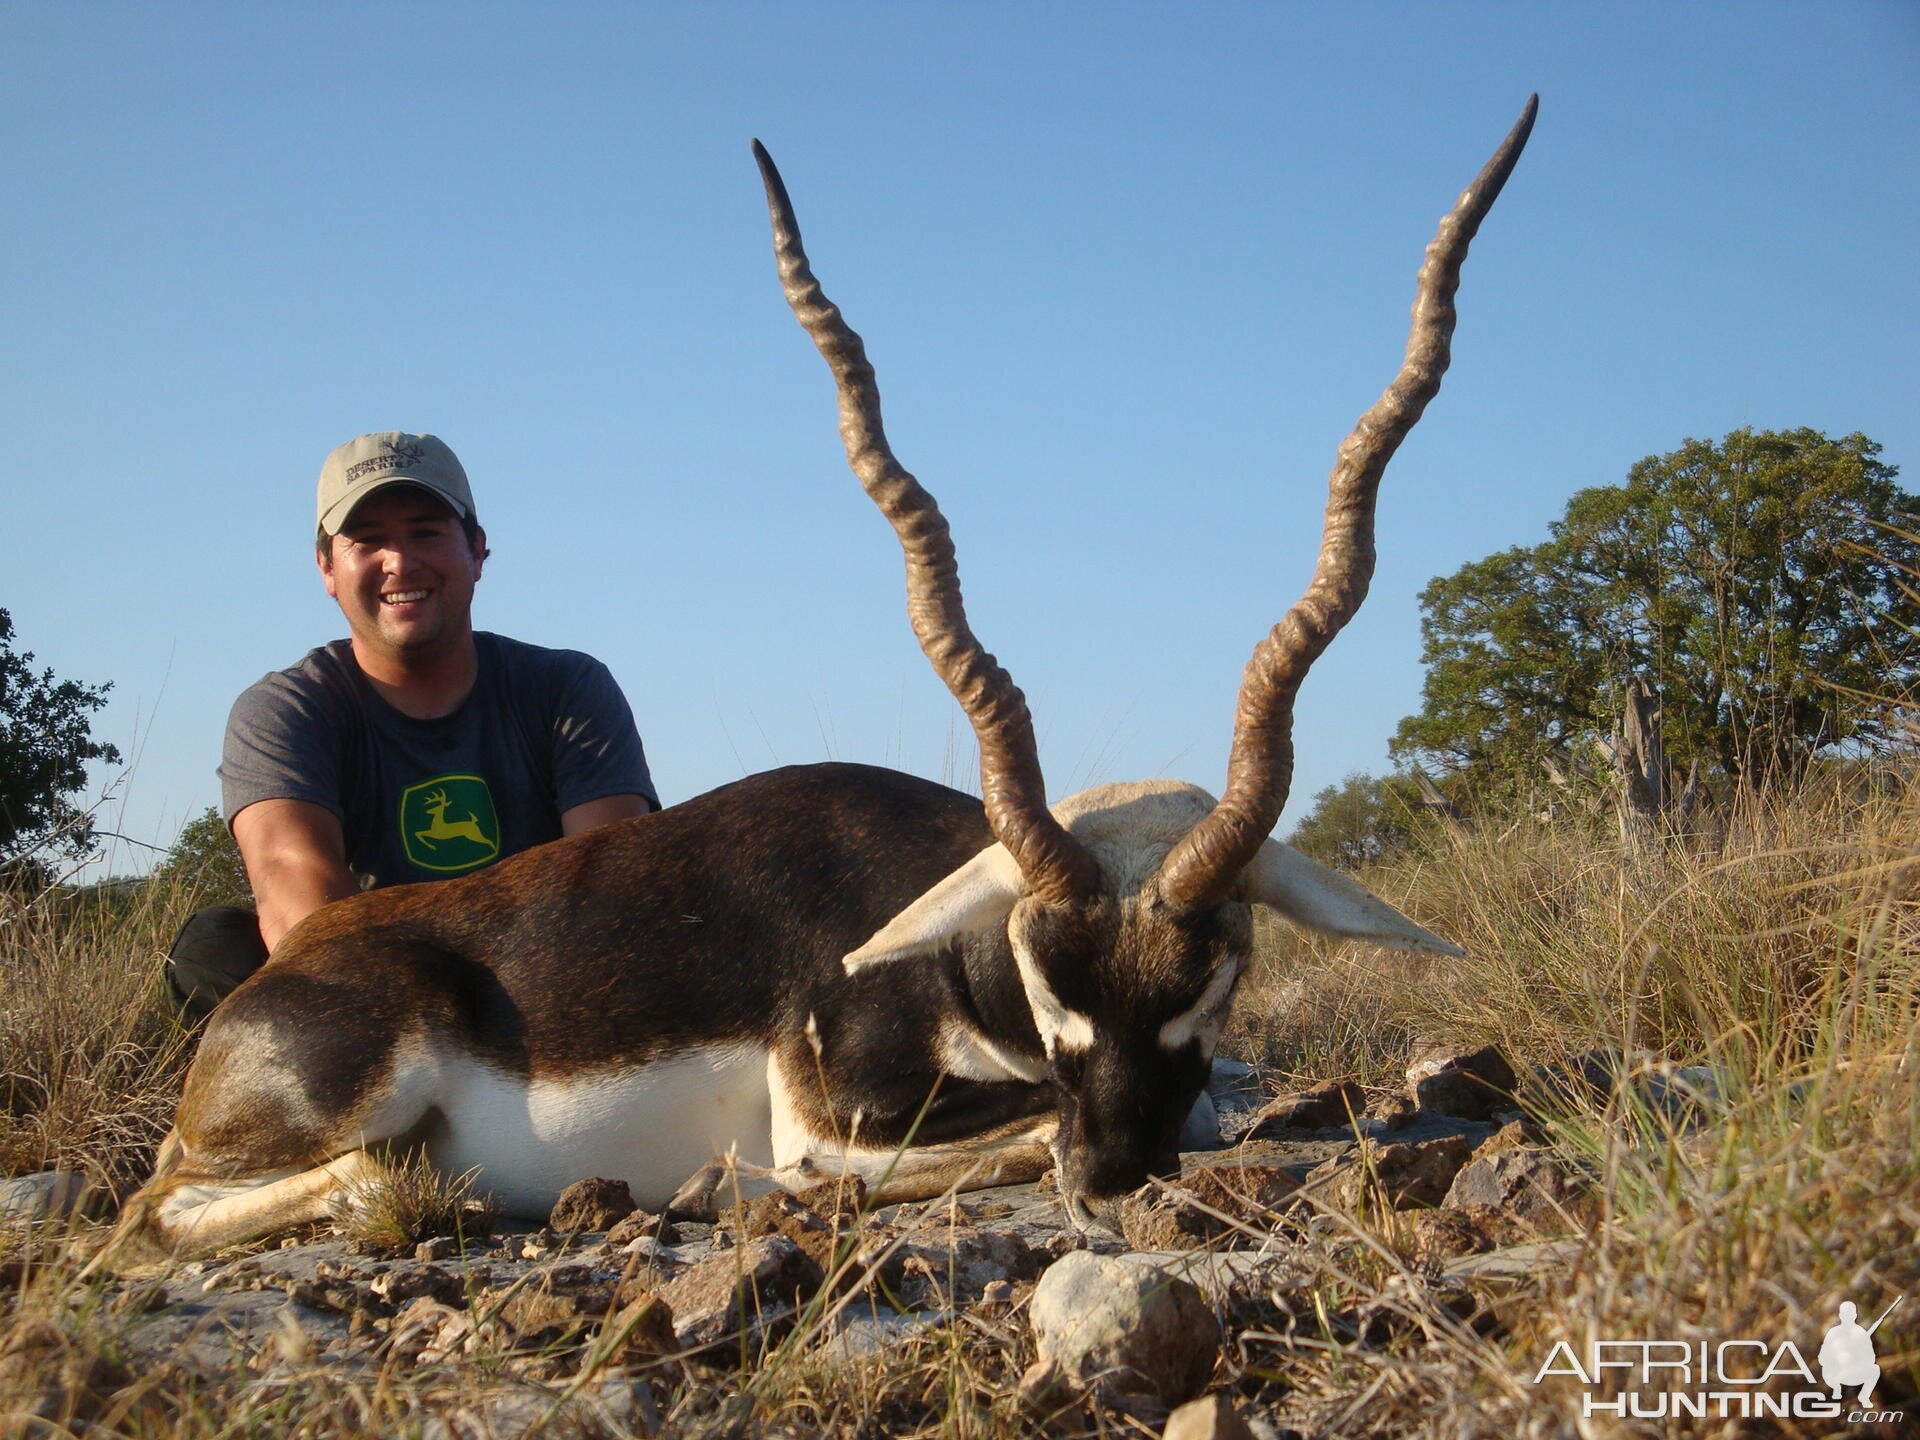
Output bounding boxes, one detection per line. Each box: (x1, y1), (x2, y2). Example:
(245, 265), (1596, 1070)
(98, 100), (1534, 1268)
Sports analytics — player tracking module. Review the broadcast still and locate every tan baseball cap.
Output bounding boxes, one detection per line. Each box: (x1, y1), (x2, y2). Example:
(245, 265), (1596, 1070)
(316, 432), (475, 535)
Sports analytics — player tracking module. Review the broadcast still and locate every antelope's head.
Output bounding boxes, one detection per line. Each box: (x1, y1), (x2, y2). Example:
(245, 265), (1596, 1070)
(753, 100), (1534, 1226)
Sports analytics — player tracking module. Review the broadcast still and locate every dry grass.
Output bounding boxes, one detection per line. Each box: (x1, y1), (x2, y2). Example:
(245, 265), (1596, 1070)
(341, 1152), (500, 1252)
(3, 765), (1917, 1435)
(0, 872), (199, 1189)
(1225, 762), (1920, 1436)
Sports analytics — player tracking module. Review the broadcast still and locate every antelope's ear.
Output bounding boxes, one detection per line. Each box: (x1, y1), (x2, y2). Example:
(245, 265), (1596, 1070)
(1239, 839), (1465, 956)
(844, 843), (1025, 972)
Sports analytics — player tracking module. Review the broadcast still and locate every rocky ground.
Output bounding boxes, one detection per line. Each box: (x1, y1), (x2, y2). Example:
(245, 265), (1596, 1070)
(6, 1045), (1640, 1437)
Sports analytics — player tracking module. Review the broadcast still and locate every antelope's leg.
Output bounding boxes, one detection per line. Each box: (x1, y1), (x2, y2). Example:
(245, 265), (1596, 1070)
(786, 1113), (1057, 1203)
(90, 1148), (386, 1274)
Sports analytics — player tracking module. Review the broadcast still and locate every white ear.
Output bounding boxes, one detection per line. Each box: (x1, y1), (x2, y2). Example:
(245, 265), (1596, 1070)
(844, 843), (1025, 973)
(1240, 839), (1465, 956)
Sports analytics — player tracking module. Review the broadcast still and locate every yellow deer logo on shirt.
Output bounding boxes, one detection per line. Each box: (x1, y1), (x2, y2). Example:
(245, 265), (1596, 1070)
(399, 775), (500, 872)
(415, 789), (491, 849)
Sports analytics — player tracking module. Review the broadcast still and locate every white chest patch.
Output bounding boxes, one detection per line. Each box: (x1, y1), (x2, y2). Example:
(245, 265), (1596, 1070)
(424, 1044), (772, 1217)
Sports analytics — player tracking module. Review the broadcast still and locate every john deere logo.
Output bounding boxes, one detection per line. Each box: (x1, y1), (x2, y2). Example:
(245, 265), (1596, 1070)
(400, 776), (500, 873)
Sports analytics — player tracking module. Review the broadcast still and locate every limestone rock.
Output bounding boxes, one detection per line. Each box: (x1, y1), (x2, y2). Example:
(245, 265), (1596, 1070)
(1407, 1043), (1518, 1120)
(1524, 1047), (1627, 1112)
(1244, 1080), (1366, 1138)
(790, 1175), (868, 1224)
(488, 1264), (618, 1345)
(898, 1226), (1041, 1306)
(1305, 1134), (1474, 1213)
(1165, 1393), (1257, 1440)
(601, 1293), (676, 1369)
(1401, 1205), (1529, 1264)
(368, 1262), (466, 1308)
(1205, 1055), (1260, 1101)
(1117, 1161), (1303, 1248)
(605, 1209), (669, 1247)
(550, 1177), (637, 1235)
(1444, 1147), (1596, 1227)
(1028, 1250), (1217, 1405)
(657, 1232), (822, 1351)
(0, 1170), (101, 1222)
(739, 1189), (841, 1275)
(1178, 1089), (1224, 1150)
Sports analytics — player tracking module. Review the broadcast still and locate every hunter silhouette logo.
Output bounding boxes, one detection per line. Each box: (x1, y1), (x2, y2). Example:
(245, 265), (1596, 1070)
(1533, 1293), (1908, 1424)
(1820, 1299), (1901, 1405)
(400, 776), (500, 872)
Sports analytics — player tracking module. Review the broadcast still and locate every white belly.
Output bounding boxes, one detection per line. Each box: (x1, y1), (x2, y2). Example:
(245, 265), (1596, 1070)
(425, 1044), (773, 1216)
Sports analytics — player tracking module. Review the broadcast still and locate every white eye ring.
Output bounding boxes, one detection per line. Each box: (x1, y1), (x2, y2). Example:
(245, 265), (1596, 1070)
(1157, 958), (1244, 1052)
(1011, 934), (1095, 1056)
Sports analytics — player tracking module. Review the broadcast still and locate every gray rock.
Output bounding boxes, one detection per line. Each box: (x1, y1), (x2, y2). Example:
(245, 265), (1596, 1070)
(894, 1226), (1043, 1307)
(419, 1377), (652, 1440)
(1304, 1133), (1474, 1212)
(549, 1176), (636, 1234)
(1444, 1147), (1594, 1224)
(1441, 1239), (1583, 1282)
(618, 1234), (681, 1268)
(0, 1170), (99, 1222)
(1244, 1080), (1366, 1138)
(1178, 1089), (1224, 1150)
(1028, 1250), (1218, 1405)
(657, 1232), (821, 1351)
(1205, 1055), (1260, 1100)
(1407, 1043), (1518, 1120)
(1638, 1064), (1729, 1122)
(368, 1262), (464, 1307)
(816, 1301), (940, 1362)
(1165, 1393), (1257, 1440)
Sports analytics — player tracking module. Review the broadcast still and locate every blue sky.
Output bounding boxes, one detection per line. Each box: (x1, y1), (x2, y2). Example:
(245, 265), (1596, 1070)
(3, 2), (1915, 874)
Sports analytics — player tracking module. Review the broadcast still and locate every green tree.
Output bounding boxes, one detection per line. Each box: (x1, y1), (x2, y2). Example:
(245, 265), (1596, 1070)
(0, 608), (122, 862)
(151, 805), (251, 907)
(1286, 771), (1426, 870)
(1392, 429), (1918, 788)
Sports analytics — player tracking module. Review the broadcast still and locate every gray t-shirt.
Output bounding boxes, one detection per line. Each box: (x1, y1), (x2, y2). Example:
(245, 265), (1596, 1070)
(220, 632), (656, 887)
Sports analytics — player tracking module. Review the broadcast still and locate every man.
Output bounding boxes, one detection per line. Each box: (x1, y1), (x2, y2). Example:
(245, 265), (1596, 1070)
(165, 432), (657, 1018)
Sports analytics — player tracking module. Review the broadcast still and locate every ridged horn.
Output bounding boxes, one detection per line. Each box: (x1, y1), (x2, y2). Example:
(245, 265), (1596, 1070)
(753, 140), (1098, 906)
(1157, 97), (1538, 907)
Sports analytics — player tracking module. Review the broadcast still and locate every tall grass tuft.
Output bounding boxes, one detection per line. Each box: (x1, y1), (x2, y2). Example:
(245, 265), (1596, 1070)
(0, 871), (201, 1189)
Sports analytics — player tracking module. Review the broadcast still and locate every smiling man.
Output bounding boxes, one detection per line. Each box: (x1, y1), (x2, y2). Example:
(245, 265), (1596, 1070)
(164, 432), (658, 1019)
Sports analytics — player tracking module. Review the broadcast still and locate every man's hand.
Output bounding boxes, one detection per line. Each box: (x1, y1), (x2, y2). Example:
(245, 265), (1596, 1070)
(231, 799), (361, 951)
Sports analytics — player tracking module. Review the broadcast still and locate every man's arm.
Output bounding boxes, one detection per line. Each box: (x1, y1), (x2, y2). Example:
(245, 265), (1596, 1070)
(560, 794), (655, 836)
(231, 798), (361, 950)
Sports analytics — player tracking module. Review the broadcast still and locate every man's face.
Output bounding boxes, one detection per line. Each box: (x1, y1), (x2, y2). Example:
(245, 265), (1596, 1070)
(318, 488), (486, 661)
